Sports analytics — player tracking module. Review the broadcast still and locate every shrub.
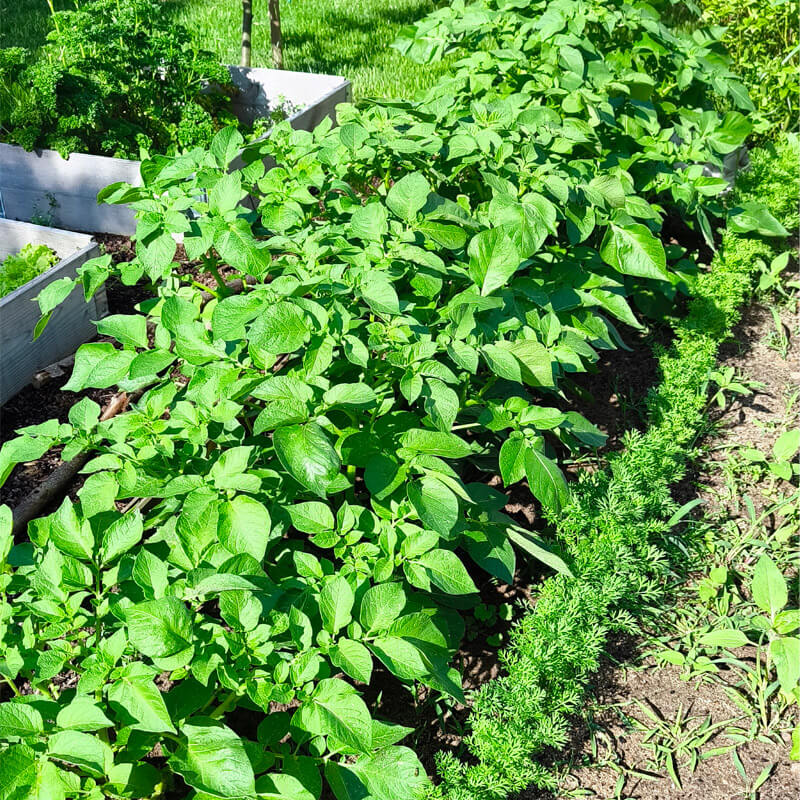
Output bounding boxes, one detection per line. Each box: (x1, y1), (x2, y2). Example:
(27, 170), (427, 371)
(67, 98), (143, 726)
(701, 0), (799, 136)
(0, 0), (236, 159)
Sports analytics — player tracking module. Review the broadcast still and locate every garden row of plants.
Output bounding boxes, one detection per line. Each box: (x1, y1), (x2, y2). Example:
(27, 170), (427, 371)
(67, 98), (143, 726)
(0, 1), (786, 798)
(429, 131), (799, 800)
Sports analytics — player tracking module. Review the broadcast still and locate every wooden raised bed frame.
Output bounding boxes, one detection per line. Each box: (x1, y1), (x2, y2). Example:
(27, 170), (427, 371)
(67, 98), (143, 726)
(0, 219), (106, 405)
(0, 66), (351, 235)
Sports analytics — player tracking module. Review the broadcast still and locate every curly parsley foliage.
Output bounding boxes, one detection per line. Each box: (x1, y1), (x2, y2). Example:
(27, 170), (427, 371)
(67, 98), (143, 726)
(0, 0), (776, 798)
(0, 0), (237, 159)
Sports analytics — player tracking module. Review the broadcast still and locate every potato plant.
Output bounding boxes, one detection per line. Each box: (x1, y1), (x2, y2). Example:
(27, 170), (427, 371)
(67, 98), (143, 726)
(0, 1), (755, 798)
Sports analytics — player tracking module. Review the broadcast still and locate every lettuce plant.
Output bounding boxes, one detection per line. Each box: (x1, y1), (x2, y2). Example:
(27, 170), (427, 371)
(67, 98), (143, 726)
(0, 243), (58, 297)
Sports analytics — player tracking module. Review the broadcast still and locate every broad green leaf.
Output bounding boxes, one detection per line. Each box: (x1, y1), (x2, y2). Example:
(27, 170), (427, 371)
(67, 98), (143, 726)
(463, 528), (516, 584)
(599, 222), (669, 281)
(408, 477), (458, 535)
(467, 228), (521, 296)
(524, 446), (569, 514)
(126, 597), (193, 660)
(360, 583), (407, 632)
(211, 126), (245, 168)
(324, 383), (377, 410)
(728, 202), (789, 238)
(100, 510), (143, 565)
(399, 429), (471, 458)
(78, 471), (118, 518)
(386, 173), (430, 221)
(132, 548), (169, 599)
(288, 501), (335, 534)
(360, 273), (400, 316)
(256, 772), (316, 800)
(48, 731), (112, 778)
(368, 633), (463, 701)
(95, 314), (148, 349)
(63, 343), (135, 392)
(273, 423), (341, 497)
(212, 294), (265, 341)
(297, 678), (372, 752)
(751, 555), (787, 616)
(68, 396), (101, 431)
(209, 171), (244, 215)
(347, 746), (428, 800)
(770, 637), (800, 693)
(709, 111), (752, 154)
(169, 718), (256, 799)
(0, 702), (44, 738)
(0, 744), (37, 799)
(108, 664), (176, 734)
(351, 202), (388, 241)
(219, 496), (271, 561)
(507, 339), (556, 387)
(107, 762), (162, 799)
(49, 497), (94, 561)
(36, 276), (76, 316)
(320, 576), (355, 634)
(414, 549), (477, 594)
(422, 379), (459, 431)
(56, 697), (113, 732)
(331, 638), (373, 684)
(250, 302), (309, 354)
(698, 629), (750, 649)
(505, 526), (573, 576)
(773, 429), (800, 463)
(417, 220), (467, 250)
(214, 217), (272, 278)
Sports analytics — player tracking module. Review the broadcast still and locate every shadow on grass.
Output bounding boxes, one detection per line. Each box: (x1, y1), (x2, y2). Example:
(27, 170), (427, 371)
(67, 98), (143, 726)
(0, 0), (73, 49)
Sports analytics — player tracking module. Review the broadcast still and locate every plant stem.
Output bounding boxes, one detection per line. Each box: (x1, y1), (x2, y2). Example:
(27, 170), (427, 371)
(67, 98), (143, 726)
(209, 690), (241, 719)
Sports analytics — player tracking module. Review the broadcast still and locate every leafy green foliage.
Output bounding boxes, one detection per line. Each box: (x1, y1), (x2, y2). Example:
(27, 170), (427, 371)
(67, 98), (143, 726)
(0, 1), (770, 797)
(431, 134), (798, 799)
(701, 0), (799, 136)
(0, 0), (236, 158)
(0, 243), (57, 297)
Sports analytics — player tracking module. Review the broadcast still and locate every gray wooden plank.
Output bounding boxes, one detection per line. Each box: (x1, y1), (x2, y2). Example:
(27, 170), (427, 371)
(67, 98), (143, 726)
(0, 218), (93, 260)
(0, 220), (106, 404)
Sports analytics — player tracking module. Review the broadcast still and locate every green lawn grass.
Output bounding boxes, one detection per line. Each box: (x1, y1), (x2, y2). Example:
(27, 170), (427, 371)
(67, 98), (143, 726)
(0, 0), (449, 100)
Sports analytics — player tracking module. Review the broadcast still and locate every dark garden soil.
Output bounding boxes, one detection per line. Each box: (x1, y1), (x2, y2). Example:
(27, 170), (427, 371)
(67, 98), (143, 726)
(516, 299), (799, 800)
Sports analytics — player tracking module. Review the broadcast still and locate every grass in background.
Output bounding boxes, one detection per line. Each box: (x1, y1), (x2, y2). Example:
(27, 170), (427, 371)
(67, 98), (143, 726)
(0, 0), (449, 100)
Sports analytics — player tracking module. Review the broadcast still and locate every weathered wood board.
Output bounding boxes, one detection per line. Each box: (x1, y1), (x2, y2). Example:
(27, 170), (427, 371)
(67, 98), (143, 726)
(0, 67), (351, 235)
(0, 219), (106, 405)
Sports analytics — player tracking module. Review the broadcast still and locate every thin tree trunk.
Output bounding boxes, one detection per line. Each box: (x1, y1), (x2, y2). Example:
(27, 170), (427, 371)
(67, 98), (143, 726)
(241, 0), (253, 67)
(268, 0), (283, 69)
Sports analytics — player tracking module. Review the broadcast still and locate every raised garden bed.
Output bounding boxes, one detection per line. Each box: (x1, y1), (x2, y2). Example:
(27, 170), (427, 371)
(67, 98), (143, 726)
(0, 219), (105, 404)
(0, 66), (350, 235)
